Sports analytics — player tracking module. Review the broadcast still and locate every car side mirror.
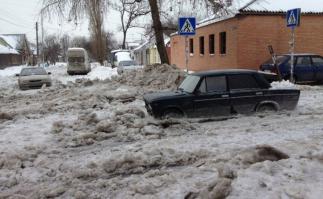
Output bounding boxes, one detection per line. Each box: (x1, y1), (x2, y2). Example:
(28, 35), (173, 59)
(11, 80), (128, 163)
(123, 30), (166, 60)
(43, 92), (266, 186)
(15, 74), (19, 77)
(48, 72), (51, 75)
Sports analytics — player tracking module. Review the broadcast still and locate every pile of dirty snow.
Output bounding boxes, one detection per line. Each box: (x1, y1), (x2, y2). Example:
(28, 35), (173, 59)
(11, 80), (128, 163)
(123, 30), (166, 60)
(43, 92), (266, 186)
(115, 64), (185, 90)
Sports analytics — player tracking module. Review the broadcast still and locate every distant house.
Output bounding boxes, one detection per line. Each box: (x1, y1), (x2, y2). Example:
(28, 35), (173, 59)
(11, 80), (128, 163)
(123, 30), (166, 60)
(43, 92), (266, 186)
(171, 0), (323, 71)
(133, 35), (171, 66)
(0, 34), (31, 68)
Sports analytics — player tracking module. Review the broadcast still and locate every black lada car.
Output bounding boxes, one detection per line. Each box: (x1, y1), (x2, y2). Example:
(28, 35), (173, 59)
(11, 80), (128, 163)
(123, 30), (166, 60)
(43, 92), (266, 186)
(144, 70), (300, 118)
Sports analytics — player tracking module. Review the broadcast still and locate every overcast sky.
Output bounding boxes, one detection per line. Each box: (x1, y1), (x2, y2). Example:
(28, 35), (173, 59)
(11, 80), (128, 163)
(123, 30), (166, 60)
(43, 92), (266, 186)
(0, 0), (146, 44)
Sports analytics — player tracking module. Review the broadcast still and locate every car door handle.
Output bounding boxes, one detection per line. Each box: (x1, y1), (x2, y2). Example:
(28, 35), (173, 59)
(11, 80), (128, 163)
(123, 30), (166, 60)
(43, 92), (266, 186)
(256, 92), (263, 96)
(221, 94), (229, 98)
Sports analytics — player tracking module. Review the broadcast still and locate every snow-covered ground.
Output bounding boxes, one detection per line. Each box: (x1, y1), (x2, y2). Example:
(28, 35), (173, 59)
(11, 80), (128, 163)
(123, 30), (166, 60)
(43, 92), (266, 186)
(1, 64), (323, 198)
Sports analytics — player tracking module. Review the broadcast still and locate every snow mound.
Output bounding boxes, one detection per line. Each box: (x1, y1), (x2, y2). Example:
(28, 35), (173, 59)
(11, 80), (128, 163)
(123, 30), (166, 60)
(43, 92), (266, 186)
(270, 80), (298, 89)
(115, 64), (185, 90)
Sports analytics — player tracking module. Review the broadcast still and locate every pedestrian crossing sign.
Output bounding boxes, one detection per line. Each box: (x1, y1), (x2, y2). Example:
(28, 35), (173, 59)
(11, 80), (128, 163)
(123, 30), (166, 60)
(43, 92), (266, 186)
(287, 8), (301, 28)
(179, 17), (196, 36)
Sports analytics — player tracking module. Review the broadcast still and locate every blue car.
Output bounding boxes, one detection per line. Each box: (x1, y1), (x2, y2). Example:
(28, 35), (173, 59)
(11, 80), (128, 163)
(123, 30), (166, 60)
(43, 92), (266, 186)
(260, 54), (323, 83)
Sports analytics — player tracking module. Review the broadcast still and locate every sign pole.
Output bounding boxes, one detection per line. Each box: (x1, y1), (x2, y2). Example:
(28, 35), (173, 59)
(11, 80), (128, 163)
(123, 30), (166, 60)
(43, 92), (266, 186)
(286, 8), (300, 83)
(178, 17), (196, 73)
(291, 27), (295, 82)
(185, 36), (189, 73)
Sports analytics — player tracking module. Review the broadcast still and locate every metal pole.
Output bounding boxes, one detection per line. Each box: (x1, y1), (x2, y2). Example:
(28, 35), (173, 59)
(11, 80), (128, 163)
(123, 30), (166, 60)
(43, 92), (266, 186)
(290, 27), (295, 82)
(41, 9), (44, 66)
(36, 22), (39, 66)
(185, 35), (189, 73)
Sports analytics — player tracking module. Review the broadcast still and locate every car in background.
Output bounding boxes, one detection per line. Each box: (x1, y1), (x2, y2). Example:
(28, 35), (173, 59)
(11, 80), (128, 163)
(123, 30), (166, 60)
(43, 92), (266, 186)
(117, 60), (143, 74)
(260, 54), (323, 83)
(111, 49), (132, 68)
(16, 67), (52, 90)
(67, 48), (91, 75)
(144, 70), (300, 119)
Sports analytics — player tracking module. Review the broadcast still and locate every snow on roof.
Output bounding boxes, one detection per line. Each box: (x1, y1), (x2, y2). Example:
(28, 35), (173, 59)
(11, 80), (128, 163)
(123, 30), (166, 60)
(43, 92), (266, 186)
(240, 0), (323, 13)
(133, 40), (149, 51)
(0, 34), (25, 49)
(0, 35), (19, 54)
(172, 0), (323, 36)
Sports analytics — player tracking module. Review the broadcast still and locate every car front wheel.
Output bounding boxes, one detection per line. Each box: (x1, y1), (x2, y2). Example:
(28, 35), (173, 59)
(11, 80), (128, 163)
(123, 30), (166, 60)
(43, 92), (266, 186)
(162, 108), (184, 119)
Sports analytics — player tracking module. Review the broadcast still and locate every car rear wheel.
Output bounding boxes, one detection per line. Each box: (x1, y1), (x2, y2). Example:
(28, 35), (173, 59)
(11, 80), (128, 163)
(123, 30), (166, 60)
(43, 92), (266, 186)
(256, 104), (277, 113)
(163, 108), (184, 119)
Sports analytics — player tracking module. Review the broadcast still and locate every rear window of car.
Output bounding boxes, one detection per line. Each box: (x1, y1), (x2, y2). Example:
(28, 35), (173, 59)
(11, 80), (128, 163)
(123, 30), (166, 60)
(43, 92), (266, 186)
(228, 74), (260, 90)
(68, 57), (85, 63)
(21, 68), (47, 76)
(312, 56), (323, 66)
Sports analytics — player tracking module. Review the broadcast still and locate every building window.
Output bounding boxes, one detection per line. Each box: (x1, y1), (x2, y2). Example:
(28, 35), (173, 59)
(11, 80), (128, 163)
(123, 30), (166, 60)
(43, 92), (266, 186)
(219, 32), (226, 54)
(209, 34), (215, 54)
(189, 38), (194, 54)
(199, 36), (204, 55)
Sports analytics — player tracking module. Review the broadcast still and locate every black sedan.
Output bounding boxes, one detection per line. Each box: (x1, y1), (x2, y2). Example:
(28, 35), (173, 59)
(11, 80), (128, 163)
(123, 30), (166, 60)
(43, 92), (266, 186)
(144, 70), (300, 118)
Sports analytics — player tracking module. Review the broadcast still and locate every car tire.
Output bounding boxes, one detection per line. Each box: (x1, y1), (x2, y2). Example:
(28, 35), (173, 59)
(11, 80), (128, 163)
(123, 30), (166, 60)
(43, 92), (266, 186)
(256, 104), (277, 113)
(162, 108), (184, 119)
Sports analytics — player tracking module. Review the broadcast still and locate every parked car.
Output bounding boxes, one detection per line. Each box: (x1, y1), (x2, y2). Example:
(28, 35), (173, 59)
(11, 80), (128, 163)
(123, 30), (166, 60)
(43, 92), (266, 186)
(67, 48), (91, 75)
(144, 70), (300, 119)
(260, 53), (323, 83)
(16, 67), (52, 90)
(117, 60), (143, 74)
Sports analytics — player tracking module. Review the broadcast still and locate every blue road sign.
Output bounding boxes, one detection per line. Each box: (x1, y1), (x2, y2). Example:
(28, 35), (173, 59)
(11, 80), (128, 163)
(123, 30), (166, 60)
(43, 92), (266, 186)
(178, 17), (196, 36)
(287, 8), (301, 28)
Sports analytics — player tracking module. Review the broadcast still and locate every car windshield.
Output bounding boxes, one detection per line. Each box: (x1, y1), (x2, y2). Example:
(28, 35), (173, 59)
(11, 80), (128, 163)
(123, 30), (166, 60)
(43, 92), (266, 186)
(263, 55), (288, 65)
(119, 60), (137, 67)
(68, 57), (85, 63)
(20, 68), (47, 76)
(178, 75), (201, 93)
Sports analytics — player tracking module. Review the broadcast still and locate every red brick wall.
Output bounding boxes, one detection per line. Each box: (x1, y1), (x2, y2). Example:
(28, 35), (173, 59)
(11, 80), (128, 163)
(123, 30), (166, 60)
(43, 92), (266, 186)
(171, 14), (323, 71)
(171, 18), (239, 71)
(237, 14), (323, 70)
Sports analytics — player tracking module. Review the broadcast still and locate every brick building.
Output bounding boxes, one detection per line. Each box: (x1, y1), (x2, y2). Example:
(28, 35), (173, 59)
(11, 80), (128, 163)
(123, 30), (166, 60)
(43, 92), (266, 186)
(171, 0), (323, 71)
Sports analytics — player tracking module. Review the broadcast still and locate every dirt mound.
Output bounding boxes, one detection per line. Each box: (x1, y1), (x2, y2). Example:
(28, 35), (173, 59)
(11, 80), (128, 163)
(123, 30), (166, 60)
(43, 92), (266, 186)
(115, 64), (185, 90)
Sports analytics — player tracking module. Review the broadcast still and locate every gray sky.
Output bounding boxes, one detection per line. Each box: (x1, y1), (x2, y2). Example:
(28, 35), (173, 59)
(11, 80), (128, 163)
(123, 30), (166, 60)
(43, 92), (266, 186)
(0, 0), (146, 43)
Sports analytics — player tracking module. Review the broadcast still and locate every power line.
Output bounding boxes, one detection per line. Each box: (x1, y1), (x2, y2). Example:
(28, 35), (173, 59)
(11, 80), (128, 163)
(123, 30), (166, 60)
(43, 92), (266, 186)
(0, 16), (31, 29)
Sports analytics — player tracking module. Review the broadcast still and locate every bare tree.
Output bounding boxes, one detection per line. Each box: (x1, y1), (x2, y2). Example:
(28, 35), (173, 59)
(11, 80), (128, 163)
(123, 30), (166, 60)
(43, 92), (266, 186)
(43, 34), (61, 65)
(113, 0), (149, 49)
(42, 0), (109, 64)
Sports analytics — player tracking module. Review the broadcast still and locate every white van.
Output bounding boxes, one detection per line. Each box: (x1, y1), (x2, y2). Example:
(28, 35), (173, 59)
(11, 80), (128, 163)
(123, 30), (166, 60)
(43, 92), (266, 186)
(111, 49), (132, 68)
(67, 48), (91, 75)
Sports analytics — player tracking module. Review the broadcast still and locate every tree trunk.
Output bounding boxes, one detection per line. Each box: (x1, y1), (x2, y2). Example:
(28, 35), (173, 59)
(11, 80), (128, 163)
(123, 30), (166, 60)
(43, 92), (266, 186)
(148, 0), (169, 64)
(122, 31), (127, 49)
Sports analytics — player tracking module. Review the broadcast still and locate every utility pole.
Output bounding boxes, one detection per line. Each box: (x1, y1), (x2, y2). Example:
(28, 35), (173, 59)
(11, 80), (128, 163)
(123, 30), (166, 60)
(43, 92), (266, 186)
(36, 22), (39, 66)
(41, 10), (45, 65)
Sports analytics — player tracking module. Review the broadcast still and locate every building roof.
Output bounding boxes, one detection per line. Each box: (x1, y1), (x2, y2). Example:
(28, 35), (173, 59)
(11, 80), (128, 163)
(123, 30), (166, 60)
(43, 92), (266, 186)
(240, 0), (323, 14)
(172, 0), (323, 34)
(0, 35), (19, 54)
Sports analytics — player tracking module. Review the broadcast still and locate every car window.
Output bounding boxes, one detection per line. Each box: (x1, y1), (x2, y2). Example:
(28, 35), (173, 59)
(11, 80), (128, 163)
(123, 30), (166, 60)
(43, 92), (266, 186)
(206, 76), (227, 92)
(296, 56), (311, 66)
(178, 75), (201, 93)
(198, 78), (207, 93)
(68, 57), (85, 63)
(119, 61), (137, 66)
(312, 56), (323, 66)
(228, 74), (259, 90)
(21, 68), (47, 76)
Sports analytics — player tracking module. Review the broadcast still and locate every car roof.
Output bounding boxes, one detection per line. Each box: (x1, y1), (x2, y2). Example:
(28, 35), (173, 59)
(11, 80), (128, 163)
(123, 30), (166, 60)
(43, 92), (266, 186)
(192, 69), (259, 77)
(22, 67), (45, 70)
(281, 53), (320, 56)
